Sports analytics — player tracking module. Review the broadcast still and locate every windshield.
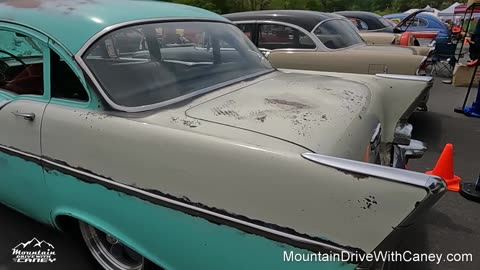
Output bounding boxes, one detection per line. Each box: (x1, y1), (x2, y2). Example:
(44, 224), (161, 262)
(313, 19), (364, 49)
(83, 21), (273, 108)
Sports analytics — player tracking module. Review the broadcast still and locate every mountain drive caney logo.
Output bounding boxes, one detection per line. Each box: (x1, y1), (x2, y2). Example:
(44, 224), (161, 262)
(11, 238), (56, 263)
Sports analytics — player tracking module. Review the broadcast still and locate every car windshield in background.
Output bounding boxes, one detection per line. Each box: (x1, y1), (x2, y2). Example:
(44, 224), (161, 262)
(379, 17), (395, 28)
(314, 19), (364, 49)
(83, 21), (273, 108)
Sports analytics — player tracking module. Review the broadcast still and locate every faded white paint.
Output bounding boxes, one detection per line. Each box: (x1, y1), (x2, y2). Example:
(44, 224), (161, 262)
(41, 70), (430, 253)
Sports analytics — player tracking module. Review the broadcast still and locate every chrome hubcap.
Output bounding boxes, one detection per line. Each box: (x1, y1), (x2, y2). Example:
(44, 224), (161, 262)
(79, 221), (144, 270)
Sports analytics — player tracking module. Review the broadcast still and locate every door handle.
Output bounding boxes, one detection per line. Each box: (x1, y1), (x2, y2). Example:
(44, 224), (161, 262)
(12, 112), (36, 121)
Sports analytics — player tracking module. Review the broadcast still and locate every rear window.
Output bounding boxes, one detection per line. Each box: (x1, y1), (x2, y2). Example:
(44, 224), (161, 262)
(314, 19), (364, 49)
(83, 21), (272, 108)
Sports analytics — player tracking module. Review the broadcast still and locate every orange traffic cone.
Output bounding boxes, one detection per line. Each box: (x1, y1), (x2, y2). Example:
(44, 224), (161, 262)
(425, 144), (461, 192)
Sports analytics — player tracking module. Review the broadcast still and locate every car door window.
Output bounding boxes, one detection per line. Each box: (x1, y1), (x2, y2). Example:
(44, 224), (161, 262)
(50, 50), (89, 102)
(404, 18), (428, 27)
(258, 24), (316, 50)
(0, 29), (44, 96)
(237, 24), (255, 42)
(349, 18), (369, 30)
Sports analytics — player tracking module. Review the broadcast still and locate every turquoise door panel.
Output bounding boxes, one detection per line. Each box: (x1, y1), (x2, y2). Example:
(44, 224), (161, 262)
(0, 152), (50, 223)
(46, 169), (355, 270)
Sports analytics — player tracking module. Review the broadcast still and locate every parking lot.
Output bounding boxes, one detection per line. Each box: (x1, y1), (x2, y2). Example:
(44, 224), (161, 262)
(0, 78), (479, 270)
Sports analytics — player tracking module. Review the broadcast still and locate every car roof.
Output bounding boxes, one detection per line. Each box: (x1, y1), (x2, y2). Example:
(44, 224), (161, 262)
(335, 11), (384, 19)
(224, 10), (343, 32)
(384, 13), (437, 19)
(0, 0), (226, 55)
(335, 11), (388, 30)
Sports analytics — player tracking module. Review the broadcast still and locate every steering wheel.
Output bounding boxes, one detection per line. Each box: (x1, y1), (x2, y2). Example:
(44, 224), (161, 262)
(0, 50), (27, 83)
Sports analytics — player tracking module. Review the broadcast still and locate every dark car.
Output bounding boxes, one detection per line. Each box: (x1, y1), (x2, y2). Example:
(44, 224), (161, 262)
(335, 11), (395, 32)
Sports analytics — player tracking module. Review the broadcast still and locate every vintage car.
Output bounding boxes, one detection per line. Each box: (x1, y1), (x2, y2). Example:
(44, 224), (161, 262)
(0, 1), (445, 270)
(224, 10), (432, 77)
(385, 11), (451, 45)
(335, 11), (440, 47)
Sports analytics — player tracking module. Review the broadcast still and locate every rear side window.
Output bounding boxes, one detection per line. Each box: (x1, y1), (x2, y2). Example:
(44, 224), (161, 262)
(349, 18), (369, 31)
(237, 24), (255, 42)
(314, 19), (364, 49)
(403, 18), (428, 27)
(258, 24), (316, 50)
(83, 21), (272, 108)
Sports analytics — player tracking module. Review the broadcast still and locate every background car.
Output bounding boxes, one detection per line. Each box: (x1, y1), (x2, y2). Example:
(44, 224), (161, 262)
(336, 11), (396, 32)
(385, 11), (451, 45)
(225, 10), (431, 77)
(336, 10), (440, 47)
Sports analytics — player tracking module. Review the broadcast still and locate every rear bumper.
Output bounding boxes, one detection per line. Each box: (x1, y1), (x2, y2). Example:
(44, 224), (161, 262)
(393, 139), (427, 169)
(392, 122), (427, 169)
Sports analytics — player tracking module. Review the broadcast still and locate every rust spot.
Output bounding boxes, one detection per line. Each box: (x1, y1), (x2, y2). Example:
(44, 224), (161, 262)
(0, 0), (95, 10)
(265, 98), (309, 109)
(256, 115), (267, 123)
(337, 168), (369, 180)
(0, 0), (42, 8)
(360, 195), (378, 210)
(182, 120), (200, 128)
(212, 108), (243, 119)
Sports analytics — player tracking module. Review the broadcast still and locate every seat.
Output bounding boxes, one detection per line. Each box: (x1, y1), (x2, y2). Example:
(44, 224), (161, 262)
(429, 43), (458, 77)
(2, 64), (43, 95)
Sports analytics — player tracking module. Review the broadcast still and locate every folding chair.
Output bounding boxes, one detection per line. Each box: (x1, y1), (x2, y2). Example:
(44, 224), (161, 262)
(429, 43), (458, 77)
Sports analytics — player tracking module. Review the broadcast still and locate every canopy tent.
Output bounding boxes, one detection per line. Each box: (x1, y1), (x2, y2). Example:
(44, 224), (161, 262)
(404, 5), (440, 17)
(439, 2), (463, 17)
(455, 4), (480, 14)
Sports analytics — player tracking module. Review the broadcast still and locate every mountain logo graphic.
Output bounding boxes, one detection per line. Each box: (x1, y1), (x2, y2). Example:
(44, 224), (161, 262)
(11, 238), (56, 263)
(13, 238), (55, 250)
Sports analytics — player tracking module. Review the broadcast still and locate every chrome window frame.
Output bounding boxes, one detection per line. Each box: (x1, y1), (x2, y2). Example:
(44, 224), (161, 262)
(74, 18), (274, 113)
(311, 18), (367, 51)
(233, 20), (320, 51)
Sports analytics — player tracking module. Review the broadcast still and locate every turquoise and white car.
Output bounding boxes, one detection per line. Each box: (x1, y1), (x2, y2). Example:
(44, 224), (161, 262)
(0, 1), (445, 270)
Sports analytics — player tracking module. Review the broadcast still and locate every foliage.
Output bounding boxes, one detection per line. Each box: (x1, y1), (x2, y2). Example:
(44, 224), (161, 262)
(160, 0), (460, 14)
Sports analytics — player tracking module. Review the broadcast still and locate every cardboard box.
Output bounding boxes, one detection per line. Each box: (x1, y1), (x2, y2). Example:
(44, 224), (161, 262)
(453, 63), (480, 87)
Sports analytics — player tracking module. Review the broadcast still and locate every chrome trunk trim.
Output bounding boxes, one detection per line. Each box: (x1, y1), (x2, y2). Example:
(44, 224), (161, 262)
(302, 153), (444, 194)
(375, 73), (433, 82)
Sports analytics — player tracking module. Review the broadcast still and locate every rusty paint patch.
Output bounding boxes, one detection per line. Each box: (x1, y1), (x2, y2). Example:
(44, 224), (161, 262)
(336, 168), (369, 180)
(255, 115), (267, 123)
(170, 117), (201, 128)
(182, 120), (200, 128)
(212, 108), (243, 120)
(359, 195), (378, 210)
(264, 98), (309, 109)
(0, 0), (96, 11)
(0, 0), (42, 8)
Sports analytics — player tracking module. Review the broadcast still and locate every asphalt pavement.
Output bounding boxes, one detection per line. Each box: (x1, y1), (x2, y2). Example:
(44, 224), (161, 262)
(0, 79), (479, 270)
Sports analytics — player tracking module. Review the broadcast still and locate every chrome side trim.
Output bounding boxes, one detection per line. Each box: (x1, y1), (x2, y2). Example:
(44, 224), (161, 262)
(0, 144), (40, 161)
(74, 18), (276, 113)
(0, 99), (12, 110)
(0, 143), (357, 256)
(42, 158), (348, 253)
(302, 153), (445, 194)
(375, 73), (433, 82)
